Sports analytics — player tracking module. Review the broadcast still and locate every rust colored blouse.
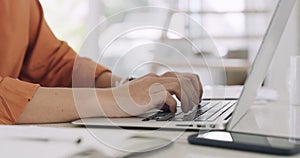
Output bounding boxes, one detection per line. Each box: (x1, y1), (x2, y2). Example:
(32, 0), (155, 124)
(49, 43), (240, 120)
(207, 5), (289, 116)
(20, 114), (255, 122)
(0, 0), (109, 124)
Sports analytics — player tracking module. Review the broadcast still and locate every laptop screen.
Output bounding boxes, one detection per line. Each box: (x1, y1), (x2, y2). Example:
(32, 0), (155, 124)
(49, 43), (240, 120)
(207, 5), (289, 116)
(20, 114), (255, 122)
(227, 0), (296, 130)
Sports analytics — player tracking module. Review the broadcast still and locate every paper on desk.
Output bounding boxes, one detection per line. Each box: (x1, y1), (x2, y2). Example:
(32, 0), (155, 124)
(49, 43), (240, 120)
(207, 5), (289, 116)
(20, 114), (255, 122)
(0, 125), (170, 158)
(0, 125), (128, 158)
(202, 86), (278, 104)
(0, 139), (80, 158)
(0, 125), (85, 158)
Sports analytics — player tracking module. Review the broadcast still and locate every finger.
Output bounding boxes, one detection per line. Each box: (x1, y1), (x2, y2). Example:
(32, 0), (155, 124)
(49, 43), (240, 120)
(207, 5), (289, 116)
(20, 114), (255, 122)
(166, 72), (203, 102)
(149, 91), (177, 113)
(164, 92), (177, 113)
(183, 73), (203, 101)
(159, 80), (191, 113)
(159, 81), (182, 102)
(159, 75), (198, 110)
(180, 77), (199, 109)
(149, 82), (167, 94)
(180, 88), (191, 113)
(152, 77), (197, 112)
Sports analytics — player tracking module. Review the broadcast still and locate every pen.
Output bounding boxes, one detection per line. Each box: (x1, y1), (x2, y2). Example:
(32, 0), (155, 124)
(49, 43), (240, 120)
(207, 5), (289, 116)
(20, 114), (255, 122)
(115, 76), (136, 86)
(8, 137), (82, 144)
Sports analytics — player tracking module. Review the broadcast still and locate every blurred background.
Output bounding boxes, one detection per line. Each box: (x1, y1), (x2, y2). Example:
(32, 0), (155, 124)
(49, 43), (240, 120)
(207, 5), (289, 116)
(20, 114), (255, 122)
(39, 0), (300, 100)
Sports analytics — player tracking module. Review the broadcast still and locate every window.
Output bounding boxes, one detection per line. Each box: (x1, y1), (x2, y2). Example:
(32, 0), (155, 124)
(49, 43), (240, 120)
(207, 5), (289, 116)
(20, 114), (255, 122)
(40, 0), (277, 85)
(39, 0), (89, 51)
(87, 0), (276, 84)
(86, 0), (275, 59)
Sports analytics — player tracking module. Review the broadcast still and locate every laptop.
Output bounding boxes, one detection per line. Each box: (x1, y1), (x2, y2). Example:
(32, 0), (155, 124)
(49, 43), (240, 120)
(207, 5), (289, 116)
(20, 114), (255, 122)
(72, 0), (296, 130)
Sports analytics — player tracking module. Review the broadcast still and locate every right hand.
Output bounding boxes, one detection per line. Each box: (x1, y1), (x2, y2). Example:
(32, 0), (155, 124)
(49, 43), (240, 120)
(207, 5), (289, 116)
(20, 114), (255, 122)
(100, 72), (203, 117)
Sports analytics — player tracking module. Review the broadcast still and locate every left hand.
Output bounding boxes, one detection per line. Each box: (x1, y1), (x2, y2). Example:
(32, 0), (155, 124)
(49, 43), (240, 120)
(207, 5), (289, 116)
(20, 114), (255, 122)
(159, 72), (203, 112)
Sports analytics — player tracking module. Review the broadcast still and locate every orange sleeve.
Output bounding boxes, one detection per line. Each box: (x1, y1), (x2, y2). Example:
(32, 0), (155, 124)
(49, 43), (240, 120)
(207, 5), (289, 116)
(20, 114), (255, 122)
(0, 76), (39, 124)
(20, 0), (110, 87)
(0, 1), (110, 124)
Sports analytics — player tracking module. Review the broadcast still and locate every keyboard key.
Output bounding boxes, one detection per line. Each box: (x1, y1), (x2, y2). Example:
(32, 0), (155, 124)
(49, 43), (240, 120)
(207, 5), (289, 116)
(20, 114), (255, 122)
(141, 101), (236, 122)
(156, 113), (175, 121)
(194, 101), (230, 121)
(207, 102), (235, 121)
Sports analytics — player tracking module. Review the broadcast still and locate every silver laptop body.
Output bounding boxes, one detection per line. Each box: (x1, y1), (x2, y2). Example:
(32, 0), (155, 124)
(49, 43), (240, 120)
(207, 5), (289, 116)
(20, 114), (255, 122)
(72, 0), (296, 130)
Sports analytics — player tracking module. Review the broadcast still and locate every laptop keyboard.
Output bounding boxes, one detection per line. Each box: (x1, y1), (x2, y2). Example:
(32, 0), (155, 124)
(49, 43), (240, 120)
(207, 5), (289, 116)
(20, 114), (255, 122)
(142, 101), (236, 122)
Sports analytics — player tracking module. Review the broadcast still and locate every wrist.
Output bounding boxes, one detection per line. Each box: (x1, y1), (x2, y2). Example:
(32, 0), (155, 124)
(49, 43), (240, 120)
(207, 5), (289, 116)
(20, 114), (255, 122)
(95, 72), (122, 88)
(96, 88), (128, 117)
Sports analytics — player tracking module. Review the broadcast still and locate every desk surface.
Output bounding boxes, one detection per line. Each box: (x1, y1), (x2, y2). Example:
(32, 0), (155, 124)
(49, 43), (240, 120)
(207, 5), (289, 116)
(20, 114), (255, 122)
(38, 99), (300, 158)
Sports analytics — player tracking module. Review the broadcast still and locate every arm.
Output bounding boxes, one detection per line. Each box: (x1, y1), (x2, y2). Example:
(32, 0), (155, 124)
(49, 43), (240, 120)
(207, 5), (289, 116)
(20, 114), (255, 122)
(21, 0), (111, 88)
(0, 1), (116, 124)
(16, 87), (106, 124)
(95, 72), (122, 88)
(15, 1), (203, 124)
(17, 72), (203, 124)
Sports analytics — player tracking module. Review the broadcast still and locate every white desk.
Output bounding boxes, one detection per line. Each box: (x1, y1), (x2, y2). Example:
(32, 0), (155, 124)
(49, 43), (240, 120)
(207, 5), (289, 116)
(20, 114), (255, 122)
(37, 98), (300, 158)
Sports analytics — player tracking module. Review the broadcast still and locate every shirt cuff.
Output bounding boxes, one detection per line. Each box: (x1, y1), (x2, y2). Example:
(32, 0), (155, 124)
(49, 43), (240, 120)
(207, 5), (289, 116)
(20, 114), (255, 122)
(0, 77), (40, 124)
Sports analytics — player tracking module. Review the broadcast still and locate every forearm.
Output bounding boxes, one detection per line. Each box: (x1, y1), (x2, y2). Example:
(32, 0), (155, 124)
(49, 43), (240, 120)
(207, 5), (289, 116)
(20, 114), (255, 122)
(16, 87), (110, 124)
(95, 72), (122, 88)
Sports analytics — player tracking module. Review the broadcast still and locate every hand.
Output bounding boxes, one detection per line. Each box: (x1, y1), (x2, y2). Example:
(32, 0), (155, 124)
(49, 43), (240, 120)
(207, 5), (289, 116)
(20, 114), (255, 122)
(100, 72), (203, 117)
(160, 72), (203, 111)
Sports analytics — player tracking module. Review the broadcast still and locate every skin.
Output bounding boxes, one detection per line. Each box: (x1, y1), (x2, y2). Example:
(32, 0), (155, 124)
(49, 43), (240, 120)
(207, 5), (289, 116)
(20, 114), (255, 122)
(16, 72), (203, 124)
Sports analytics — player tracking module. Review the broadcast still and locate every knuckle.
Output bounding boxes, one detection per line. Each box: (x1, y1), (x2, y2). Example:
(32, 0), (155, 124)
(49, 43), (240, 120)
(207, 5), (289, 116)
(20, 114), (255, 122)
(184, 72), (193, 76)
(163, 71), (175, 77)
(191, 74), (198, 80)
(146, 73), (159, 78)
(185, 73), (198, 80)
(143, 76), (156, 83)
(143, 77), (151, 82)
